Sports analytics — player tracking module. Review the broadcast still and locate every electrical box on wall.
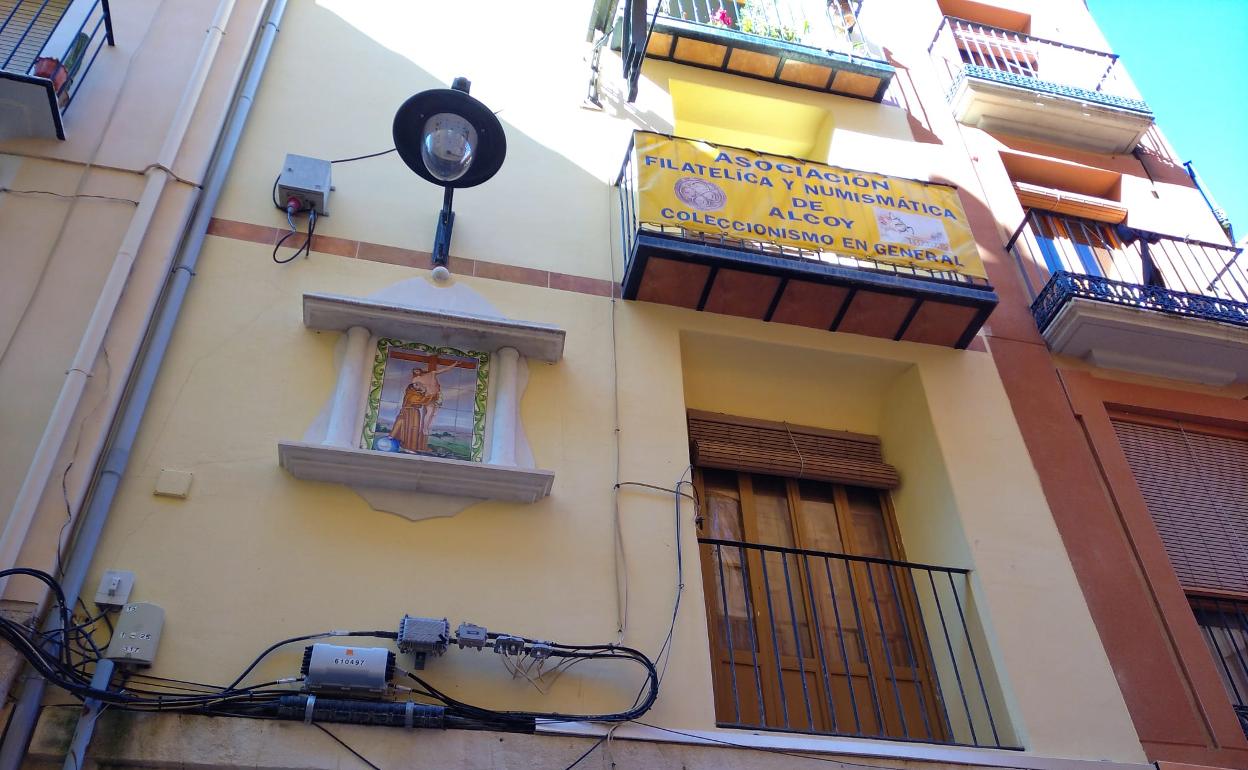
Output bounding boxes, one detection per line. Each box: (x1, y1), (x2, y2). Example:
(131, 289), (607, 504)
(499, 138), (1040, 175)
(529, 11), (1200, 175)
(277, 154), (332, 215)
(104, 602), (164, 667)
(301, 644), (395, 696)
(93, 569), (134, 609)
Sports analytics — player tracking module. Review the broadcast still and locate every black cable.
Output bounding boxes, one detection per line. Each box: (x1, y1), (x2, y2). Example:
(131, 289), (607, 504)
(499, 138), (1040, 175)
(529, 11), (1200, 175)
(561, 734), (607, 770)
(312, 723), (383, 770)
(330, 148), (396, 164)
(0, 187), (139, 205)
(273, 208), (316, 264)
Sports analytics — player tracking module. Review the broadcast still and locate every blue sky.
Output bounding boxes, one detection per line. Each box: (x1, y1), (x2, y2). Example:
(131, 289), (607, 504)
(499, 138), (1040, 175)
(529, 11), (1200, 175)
(1087, 0), (1248, 242)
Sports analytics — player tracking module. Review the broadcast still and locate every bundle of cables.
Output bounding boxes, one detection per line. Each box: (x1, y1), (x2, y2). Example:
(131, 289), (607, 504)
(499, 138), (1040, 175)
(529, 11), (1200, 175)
(0, 568), (658, 730)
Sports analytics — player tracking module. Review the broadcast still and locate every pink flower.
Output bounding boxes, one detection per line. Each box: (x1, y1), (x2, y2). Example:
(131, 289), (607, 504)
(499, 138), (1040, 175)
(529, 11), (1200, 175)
(712, 8), (732, 26)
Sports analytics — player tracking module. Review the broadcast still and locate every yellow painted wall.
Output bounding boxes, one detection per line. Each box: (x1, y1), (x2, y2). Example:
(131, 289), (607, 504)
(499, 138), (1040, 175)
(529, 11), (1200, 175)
(11, 0), (1168, 764)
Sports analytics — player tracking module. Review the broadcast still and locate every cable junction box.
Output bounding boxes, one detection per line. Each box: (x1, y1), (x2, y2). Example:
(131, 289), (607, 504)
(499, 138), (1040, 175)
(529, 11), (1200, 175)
(396, 615), (449, 669)
(103, 602), (164, 667)
(277, 154), (332, 216)
(301, 644), (394, 696)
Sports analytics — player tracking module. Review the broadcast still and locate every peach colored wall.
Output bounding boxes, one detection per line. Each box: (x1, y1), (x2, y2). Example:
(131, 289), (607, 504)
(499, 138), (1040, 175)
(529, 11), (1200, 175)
(0, 0), (268, 605)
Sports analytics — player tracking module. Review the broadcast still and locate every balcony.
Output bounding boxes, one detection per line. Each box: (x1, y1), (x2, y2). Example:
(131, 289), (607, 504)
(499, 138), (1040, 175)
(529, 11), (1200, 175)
(0, 0), (113, 140)
(616, 132), (998, 348)
(1008, 210), (1248, 384)
(701, 538), (1015, 748)
(928, 17), (1153, 154)
(623, 0), (894, 101)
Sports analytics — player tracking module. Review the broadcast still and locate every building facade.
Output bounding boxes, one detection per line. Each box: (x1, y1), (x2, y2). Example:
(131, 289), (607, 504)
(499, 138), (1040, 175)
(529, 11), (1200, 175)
(0, 0), (1243, 768)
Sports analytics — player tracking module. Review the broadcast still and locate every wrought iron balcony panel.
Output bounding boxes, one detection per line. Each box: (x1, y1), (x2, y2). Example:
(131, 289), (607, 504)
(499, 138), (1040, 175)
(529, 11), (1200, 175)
(0, 0), (113, 140)
(635, 0), (894, 101)
(1011, 210), (1248, 383)
(700, 537), (1018, 749)
(1033, 273), (1248, 334)
(929, 17), (1153, 153)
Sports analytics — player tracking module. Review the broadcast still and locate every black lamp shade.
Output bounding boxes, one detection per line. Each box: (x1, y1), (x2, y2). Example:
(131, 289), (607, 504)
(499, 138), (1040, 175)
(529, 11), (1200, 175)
(393, 88), (507, 189)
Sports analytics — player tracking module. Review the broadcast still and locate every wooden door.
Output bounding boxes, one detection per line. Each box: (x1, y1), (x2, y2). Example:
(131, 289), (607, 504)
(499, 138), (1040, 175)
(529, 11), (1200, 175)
(697, 469), (947, 741)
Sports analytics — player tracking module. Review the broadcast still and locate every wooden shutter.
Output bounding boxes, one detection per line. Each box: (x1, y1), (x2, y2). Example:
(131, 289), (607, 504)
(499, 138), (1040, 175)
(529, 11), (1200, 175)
(688, 411), (900, 489)
(1111, 417), (1248, 594)
(1013, 183), (1128, 224)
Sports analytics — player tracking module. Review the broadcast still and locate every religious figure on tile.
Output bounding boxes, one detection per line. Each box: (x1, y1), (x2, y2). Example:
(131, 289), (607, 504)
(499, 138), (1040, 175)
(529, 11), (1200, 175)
(389, 358), (459, 453)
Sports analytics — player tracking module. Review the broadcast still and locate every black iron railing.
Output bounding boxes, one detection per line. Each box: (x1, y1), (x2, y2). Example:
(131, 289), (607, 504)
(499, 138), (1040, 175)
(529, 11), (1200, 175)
(1, 0), (113, 112)
(1006, 210), (1248, 332)
(700, 537), (1016, 748)
(927, 16), (1149, 114)
(1191, 596), (1248, 737)
(614, 133), (992, 289)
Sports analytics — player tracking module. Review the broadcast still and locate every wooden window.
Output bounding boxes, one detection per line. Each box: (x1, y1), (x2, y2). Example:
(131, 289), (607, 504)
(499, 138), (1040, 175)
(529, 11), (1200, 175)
(696, 467), (947, 740)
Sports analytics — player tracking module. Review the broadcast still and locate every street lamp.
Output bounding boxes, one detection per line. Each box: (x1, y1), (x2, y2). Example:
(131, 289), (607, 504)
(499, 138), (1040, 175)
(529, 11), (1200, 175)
(393, 77), (507, 272)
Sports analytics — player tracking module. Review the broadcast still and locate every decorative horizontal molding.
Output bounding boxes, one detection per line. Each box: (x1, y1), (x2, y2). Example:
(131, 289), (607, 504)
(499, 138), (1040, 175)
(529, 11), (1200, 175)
(206, 218), (618, 298)
(302, 292), (566, 362)
(278, 441), (554, 503)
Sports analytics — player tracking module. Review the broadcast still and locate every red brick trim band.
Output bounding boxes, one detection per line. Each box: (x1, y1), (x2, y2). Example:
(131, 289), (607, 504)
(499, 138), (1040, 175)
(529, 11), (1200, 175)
(206, 217), (618, 298)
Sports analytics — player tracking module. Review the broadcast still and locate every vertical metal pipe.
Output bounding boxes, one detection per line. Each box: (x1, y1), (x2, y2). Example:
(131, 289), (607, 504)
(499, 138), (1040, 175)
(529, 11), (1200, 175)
(842, 559), (884, 734)
(738, 544), (767, 725)
(60, 659), (115, 770)
(823, 556), (861, 734)
(713, 544), (742, 724)
(757, 552), (790, 727)
(778, 553), (815, 729)
(929, 570), (975, 745)
(864, 562), (908, 737)
(801, 553), (838, 732)
(948, 572), (1001, 747)
(0, 1), (288, 765)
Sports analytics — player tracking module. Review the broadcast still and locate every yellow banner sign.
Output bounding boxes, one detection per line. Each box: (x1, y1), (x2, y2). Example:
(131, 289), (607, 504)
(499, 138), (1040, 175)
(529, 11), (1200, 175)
(633, 131), (987, 280)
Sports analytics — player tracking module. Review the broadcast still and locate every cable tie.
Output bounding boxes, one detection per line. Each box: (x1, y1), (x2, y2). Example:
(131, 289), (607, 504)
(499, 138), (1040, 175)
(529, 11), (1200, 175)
(303, 694), (316, 724)
(329, 630), (349, 636)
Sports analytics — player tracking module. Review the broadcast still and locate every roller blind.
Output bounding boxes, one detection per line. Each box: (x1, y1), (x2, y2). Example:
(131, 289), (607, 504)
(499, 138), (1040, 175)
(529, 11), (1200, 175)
(1112, 418), (1248, 594)
(688, 410), (900, 489)
(1013, 182), (1128, 224)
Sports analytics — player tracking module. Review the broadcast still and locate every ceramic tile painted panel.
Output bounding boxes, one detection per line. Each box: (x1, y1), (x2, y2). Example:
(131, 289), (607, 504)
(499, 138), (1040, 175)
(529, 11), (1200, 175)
(362, 339), (489, 462)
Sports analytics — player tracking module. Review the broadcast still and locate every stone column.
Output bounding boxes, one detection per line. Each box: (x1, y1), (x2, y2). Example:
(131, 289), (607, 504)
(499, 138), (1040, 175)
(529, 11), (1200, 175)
(487, 346), (520, 466)
(324, 326), (372, 447)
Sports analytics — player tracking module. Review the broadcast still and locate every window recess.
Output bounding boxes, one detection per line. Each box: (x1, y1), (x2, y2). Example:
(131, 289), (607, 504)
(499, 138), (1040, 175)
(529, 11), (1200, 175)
(689, 412), (1014, 748)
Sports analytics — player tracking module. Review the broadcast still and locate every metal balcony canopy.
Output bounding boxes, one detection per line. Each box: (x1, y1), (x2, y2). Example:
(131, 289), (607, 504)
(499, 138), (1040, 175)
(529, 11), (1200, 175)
(0, 0), (114, 140)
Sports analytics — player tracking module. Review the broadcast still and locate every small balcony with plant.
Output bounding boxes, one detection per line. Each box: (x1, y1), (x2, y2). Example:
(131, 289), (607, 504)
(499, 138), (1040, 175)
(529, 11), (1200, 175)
(605, 0), (895, 101)
(0, 0), (113, 140)
(1008, 209), (1248, 384)
(928, 17), (1153, 154)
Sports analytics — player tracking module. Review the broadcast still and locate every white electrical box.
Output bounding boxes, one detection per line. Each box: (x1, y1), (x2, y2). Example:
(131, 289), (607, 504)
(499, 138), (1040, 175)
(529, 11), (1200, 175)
(93, 569), (135, 609)
(104, 602), (164, 667)
(277, 154), (332, 216)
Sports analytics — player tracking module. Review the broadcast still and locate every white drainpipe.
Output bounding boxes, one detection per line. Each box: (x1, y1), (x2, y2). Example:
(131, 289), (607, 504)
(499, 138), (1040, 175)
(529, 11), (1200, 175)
(0, 0), (239, 590)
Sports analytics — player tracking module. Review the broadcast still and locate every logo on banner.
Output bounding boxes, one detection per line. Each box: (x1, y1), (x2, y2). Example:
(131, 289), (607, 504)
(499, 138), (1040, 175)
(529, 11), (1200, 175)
(875, 208), (952, 251)
(674, 177), (727, 212)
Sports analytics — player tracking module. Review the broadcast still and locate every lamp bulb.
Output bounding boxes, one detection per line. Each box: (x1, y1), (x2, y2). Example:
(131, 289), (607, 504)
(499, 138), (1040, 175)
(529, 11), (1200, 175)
(421, 113), (478, 182)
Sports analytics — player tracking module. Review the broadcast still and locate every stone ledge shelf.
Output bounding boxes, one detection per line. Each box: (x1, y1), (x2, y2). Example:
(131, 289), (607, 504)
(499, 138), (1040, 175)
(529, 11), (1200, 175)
(303, 292), (566, 362)
(278, 441), (555, 503)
